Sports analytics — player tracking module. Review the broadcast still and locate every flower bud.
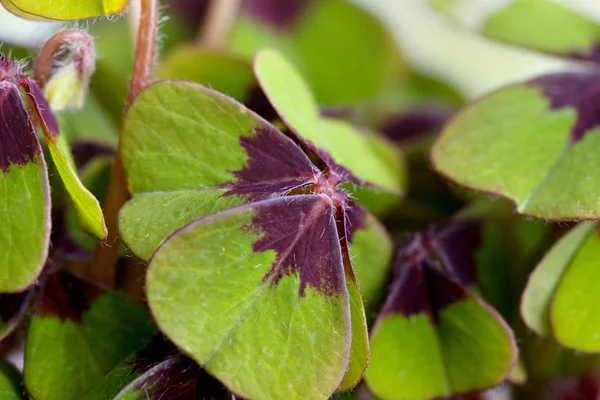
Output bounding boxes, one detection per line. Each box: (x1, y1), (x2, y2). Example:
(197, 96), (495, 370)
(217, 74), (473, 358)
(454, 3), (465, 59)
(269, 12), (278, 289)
(34, 29), (96, 111)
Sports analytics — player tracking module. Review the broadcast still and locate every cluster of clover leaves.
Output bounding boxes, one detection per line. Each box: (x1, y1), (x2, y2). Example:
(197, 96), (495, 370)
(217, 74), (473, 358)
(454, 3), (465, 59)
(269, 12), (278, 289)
(2, 0), (600, 399)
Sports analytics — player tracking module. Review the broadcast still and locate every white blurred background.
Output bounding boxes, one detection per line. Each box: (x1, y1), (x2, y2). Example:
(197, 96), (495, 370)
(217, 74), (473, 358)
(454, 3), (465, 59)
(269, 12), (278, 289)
(2, 0), (600, 99)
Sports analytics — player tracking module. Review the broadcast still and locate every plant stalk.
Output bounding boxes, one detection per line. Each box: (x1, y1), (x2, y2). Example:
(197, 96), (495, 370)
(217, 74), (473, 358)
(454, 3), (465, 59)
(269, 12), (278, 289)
(196, 0), (241, 48)
(91, 0), (159, 286)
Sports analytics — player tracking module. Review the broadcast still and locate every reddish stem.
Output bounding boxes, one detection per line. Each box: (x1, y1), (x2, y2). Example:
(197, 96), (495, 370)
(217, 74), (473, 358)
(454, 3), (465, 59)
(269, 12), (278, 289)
(91, 0), (159, 286)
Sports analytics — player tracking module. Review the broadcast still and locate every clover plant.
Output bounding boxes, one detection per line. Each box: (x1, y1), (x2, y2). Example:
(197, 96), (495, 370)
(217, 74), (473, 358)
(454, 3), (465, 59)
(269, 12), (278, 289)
(2, 0), (600, 399)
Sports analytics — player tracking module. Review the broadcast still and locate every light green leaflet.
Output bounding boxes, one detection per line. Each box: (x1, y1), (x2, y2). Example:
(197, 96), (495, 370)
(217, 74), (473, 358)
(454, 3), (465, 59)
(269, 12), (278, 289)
(1, 0), (129, 20)
(429, 0), (600, 61)
(339, 261), (369, 392)
(521, 222), (595, 336)
(24, 272), (157, 400)
(147, 198), (351, 400)
(550, 225), (600, 351)
(66, 156), (112, 252)
(521, 222), (600, 351)
(228, 0), (400, 105)
(0, 160), (49, 293)
(0, 361), (24, 399)
(0, 83), (50, 293)
(119, 81), (267, 261)
(46, 132), (108, 240)
(255, 49), (405, 195)
(158, 46), (256, 103)
(431, 79), (600, 220)
(366, 293), (516, 399)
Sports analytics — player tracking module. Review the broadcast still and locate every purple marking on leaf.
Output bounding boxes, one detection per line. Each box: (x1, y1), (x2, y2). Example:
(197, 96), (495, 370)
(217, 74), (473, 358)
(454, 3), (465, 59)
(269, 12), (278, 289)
(242, 0), (310, 29)
(393, 220), (482, 287)
(530, 71), (600, 143)
(17, 76), (60, 137)
(380, 260), (431, 318)
(310, 144), (364, 187)
(425, 261), (467, 312)
(429, 220), (482, 287)
(380, 261), (467, 320)
(0, 81), (40, 173)
(252, 195), (346, 296)
(381, 107), (453, 144)
(394, 234), (428, 275)
(223, 126), (318, 202)
(382, 221), (480, 319)
(37, 270), (102, 323)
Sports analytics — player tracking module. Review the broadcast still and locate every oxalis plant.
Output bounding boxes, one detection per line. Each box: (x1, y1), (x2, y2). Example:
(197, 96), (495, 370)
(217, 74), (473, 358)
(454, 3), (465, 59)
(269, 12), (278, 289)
(2, 0), (600, 399)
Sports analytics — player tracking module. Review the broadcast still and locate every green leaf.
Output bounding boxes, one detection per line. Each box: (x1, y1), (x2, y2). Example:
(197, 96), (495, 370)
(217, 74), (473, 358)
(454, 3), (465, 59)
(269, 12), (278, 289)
(0, 361), (24, 399)
(0, 82), (50, 293)
(1, 0), (129, 20)
(147, 196), (352, 399)
(430, 0), (600, 61)
(551, 226), (600, 351)
(431, 73), (600, 220)
(255, 49), (405, 194)
(521, 222), (595, 336)
(24, 271), (157, 400)
(229, 0), (400, 105)
(338, 252), (369, 392)
(119, 80), (317, 260)
(365, 265), (516, 399)
(45, 134), (107, 240)
(66, 156), (112, 252)
(158, 46), (256, 103)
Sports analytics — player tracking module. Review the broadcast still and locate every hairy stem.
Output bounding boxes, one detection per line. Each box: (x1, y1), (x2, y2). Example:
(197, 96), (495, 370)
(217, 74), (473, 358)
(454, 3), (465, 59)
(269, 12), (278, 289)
(196, 0), (241, 48)
(91, 0), (159, 286)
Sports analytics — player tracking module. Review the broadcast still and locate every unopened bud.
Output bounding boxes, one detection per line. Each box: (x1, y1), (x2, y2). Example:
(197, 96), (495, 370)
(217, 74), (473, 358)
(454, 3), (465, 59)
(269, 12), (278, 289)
(35, 29), (96, 111)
